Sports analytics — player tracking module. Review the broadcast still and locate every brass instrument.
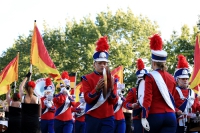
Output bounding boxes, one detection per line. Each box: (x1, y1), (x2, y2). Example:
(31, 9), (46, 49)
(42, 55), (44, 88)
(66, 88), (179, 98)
(34, 78), (55, 98)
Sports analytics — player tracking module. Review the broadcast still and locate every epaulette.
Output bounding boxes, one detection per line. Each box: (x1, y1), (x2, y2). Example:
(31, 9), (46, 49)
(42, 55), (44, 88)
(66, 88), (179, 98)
(81, 76), (87, 81)
(143, 73), (150, 79)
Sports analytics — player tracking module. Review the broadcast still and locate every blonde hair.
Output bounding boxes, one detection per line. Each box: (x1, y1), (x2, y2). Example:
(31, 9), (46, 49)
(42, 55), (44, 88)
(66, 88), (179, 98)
(154, 61), (168, 71)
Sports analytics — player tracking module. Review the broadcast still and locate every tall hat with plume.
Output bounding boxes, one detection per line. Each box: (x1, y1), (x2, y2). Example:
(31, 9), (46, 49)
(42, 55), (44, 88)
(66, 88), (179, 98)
(44, 77), (53, 93)
(136, 59), (148, 78)
(174, 54), (189, 80)
(60, 71), (70, 87)
(93, 36), (110, 62)
(149, 34), (167, 62)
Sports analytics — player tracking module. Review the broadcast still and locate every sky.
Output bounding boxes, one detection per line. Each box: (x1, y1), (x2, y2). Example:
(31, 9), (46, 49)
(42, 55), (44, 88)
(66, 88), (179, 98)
(0, 0), (200, 55)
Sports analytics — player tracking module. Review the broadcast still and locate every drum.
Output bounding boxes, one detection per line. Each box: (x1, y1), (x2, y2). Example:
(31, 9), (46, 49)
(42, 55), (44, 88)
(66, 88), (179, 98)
(34, 78), (55, 98)
(137, 79), (145, 106)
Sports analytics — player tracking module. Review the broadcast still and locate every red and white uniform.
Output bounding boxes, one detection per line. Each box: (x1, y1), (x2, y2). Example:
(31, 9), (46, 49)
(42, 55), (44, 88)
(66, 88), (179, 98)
(174, 87), (200, 114)
(123, 88), (141, 119)
(53, 93), (75, 121)
(71, 102), (85, 122)
(41, 97), (55, 120)
(114, 97), (125, 120)
(142, 70), (176, 118)
(82, 71), (118, 119)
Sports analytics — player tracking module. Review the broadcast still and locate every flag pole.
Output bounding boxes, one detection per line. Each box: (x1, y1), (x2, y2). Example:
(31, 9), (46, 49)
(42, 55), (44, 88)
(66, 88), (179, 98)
(14, 81), (16, 93)
(29, 64), (32, 81)
(29, 20), (36, 81)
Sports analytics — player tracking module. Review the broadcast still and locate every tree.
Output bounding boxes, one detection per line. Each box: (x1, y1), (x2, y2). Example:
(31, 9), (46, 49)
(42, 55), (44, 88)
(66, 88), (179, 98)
(0, 8), (160, 98)
(164, 25), (198, 74)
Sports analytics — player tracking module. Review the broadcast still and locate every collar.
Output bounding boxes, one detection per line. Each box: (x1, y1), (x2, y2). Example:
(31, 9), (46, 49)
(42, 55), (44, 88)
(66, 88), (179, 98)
(94, 71), (102, 75)
(177, 86), (188, 90)
(155, 68), (161, 71)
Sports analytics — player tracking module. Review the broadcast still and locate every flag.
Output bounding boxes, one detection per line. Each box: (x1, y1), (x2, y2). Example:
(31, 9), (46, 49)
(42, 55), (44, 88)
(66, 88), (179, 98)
(69, 73), (76, 89)
(30, 21), (61, 80)
(75, 82), (82, 102)
(111, 66), (124, 83)
(0, 53), (19, 88)
(0, 85), (10, 95)
(189, 34), (200, 93)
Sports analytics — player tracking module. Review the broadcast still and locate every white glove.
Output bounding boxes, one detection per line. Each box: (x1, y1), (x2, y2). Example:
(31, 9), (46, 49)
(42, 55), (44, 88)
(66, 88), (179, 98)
(47, 95), (53, 101)
(46, 101), (53, 108)
(44, 99), (53, 108)
(43, 99), (48, 105)
(141, 118), (150, 131)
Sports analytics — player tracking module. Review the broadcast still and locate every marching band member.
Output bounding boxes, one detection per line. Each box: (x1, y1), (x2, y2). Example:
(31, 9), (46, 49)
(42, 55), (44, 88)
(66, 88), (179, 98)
(19, 72), (41, 133)
(174, 55), (200, 133)
(40, 78), (55, 133)
(113, 75), (126, 133)
(82, 36), (118, 133)
(53, 71), (76, 133)
(6, 85), (21, 133)
(141, 34), (177, 133)
(72, 87), (86, 133)
(123, 59), (148, 133)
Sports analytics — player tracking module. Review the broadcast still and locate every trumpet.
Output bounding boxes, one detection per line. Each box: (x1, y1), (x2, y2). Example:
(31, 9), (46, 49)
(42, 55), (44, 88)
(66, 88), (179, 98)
(117, 82), (125, 97)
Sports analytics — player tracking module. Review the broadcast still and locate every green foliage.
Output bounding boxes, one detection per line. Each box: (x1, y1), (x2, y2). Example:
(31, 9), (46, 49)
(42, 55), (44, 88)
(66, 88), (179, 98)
(0, 8), (175, 99)
(164, 25), (198, 74)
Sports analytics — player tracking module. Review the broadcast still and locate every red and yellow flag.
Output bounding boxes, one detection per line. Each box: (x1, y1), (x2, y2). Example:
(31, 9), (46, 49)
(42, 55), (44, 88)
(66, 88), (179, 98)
(189, 34), (200, 93)
(30, 22), (60, 80)
(75, 82), (82, 102)
(111, 66), (124, 83)
(0, 53), (19, 94)
(0, 85), (10, 95)
(69, 73), (76, 89)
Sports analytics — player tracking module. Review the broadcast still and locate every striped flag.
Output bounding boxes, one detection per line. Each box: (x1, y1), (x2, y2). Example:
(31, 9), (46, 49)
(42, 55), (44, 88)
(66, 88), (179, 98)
(111, 66), (124, 83)
(0, 53), (19, 87)
(189, 34), (200, 93)
(75, 82), (82, 102)
(0, 53), (19, 95)
(0, 85), (10, 95)
(30, 21), (61, 80)
(69, 73), (76, 89)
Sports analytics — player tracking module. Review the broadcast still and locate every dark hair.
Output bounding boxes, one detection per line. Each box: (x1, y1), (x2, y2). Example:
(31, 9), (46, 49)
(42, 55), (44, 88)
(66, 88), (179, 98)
(24, 82), (34, 96)
(12, 93), (20, 101)
(155, 62), (168, 71)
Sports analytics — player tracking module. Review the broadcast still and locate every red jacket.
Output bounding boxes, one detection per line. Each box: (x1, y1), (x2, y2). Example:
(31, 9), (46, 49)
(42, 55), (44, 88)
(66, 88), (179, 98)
(123, 88), (141, 119)
(142, 70), (176, 118)
(82, 71), (118, 119)
(41, 97), (55, 120)
(174, 88), (200, 113)
(114, 97), (125, 120)
(53, 93), (75, 121)
(71, 102), (85, 122)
